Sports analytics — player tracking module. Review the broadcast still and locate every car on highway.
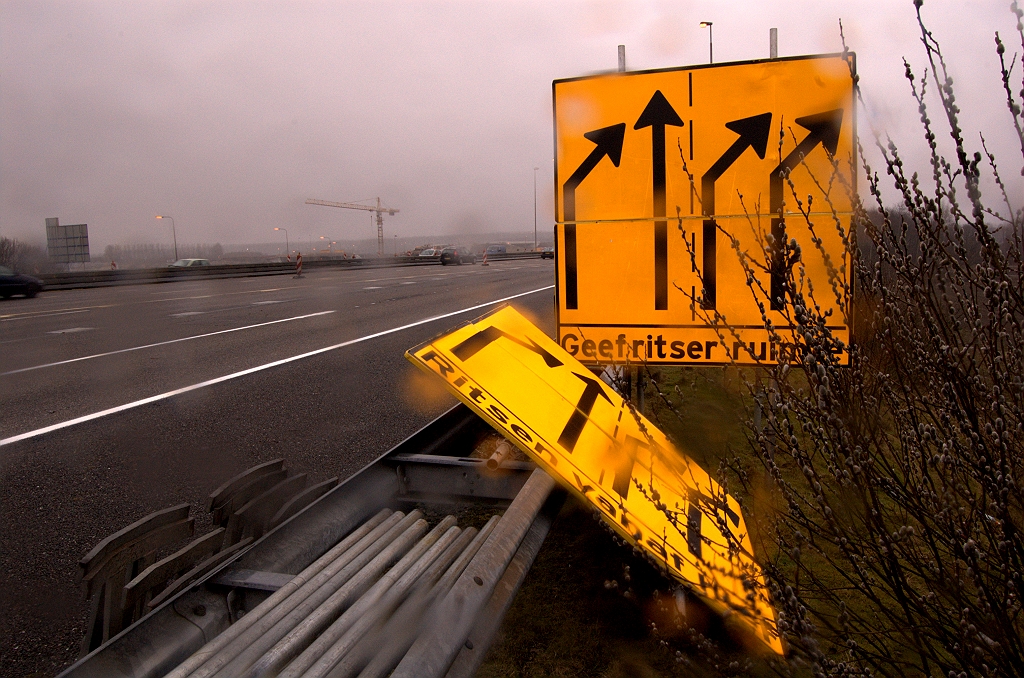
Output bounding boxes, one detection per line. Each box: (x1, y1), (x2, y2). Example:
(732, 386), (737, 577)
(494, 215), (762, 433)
(418, 248), (439, 257)
(169, 258), (211, 267)
(0, 266), (43, 299)
(439, 247), (476, 265)
(539, 247), (554, 259)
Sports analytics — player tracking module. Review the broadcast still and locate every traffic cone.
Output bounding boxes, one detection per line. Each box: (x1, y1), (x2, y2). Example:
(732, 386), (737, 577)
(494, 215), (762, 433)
(481, 252), (489, 266)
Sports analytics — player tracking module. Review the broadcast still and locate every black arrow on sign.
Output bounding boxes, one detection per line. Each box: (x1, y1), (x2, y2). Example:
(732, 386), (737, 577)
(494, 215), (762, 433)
(634, 90), (684, 311)
(557, 372), (613, 453)
(698, 112), (772, 310)
(452, 325), (563, 368)
(562, 123), (627, 310)
(768, 109), (843, 310)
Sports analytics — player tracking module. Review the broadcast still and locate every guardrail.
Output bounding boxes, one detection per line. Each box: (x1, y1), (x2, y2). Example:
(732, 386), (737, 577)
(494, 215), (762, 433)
(36, 251), (544, 291)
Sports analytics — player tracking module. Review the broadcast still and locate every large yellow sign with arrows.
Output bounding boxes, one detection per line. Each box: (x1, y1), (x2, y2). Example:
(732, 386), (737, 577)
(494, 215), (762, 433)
(554, 53), (855, 366)
(407, 305), (783, 654)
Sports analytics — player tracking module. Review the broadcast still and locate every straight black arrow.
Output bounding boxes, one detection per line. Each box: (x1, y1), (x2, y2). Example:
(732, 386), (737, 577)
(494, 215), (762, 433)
(698, 112), (772, 310)
(562, 123), (626, 310)
(635, 90), (684, 311)
(768, 109), (843, 310)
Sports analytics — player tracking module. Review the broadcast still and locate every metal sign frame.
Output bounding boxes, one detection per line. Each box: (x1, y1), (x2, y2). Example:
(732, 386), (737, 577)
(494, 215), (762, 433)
(45, 219), (91, 264)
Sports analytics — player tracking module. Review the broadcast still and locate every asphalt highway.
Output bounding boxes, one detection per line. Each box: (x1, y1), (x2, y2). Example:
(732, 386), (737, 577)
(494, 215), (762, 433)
(0, 259), (555, 676)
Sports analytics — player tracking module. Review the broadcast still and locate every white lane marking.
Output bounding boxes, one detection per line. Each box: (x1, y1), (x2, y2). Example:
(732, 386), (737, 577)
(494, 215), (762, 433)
(363, 286), (382, 290)
(252, 300), (283, 305)
(1, 305), (113, 320)
(1, 309), (92, 322)
(1, 311), (336, 377)
(142, 287), (301, 304)
(400, 282), (417, 285)
(172, 311), (206, 317)
(47, 327), (94, 334)
(148, 295), (214, 303)
(0, 286), (553, 447)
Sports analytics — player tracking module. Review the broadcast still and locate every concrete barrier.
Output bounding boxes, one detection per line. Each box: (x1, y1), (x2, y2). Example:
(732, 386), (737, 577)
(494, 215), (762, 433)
(37, 252), (544, 291)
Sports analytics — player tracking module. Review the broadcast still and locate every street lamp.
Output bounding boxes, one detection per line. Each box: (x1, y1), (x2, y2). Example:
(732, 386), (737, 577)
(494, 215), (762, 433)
(155, 215), (177, 261)
(274, 227), (290, 258)
(533, 167), (540, 249)
(700, 21), (713, 64)
(320, 236), (340, 255)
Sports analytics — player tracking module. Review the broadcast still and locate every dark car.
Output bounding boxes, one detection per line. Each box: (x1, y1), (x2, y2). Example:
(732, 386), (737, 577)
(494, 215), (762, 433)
(539, 247), (554, 259)
(439, 247), (476, 265)
(0, 265), (43, 299)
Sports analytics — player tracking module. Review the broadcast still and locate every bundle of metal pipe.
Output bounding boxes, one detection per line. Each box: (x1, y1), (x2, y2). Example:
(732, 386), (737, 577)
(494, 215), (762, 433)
(390, 468), (556, 678)
(351, 515), (500, 678)
(161, 467), (556, 678)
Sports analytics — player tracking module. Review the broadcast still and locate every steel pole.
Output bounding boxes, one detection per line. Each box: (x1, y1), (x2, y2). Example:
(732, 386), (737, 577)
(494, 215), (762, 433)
(157, 216), (178, 260)
(700, 22), (713, 64)
(275, 228), (289, 257)
(533, 167), (539, 249)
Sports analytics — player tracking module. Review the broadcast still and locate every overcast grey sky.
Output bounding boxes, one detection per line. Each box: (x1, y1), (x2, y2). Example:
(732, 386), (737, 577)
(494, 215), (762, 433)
(2, 0), (1021, 251)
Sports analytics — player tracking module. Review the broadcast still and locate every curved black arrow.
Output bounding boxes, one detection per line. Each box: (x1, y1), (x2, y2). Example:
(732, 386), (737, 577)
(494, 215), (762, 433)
(557, 372), (613, 453)
(562, 123), (626, 310)
(769, 109), (843, 310)
(698, 112), (772, 310)
(634, 91), (684, 311)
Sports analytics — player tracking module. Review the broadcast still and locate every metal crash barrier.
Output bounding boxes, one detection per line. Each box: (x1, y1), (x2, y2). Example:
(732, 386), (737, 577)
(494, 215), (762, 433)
(62, 404), (565, 678)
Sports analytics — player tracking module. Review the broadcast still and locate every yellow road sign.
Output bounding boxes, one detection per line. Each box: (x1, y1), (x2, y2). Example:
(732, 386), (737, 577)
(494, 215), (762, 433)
(406, 305), (784, 654)
(554, 53), (855, 366)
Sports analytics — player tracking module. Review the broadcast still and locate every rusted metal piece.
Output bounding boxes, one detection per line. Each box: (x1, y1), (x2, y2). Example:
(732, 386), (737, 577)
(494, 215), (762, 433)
(212, 469), (288, 527)
(146, 538), (253, 611)
(221, 474), (308, 546)
(123, 528), (226, 625)
(486, 440), (513, 470)
(80, 504), (191, 582)
(79, 512), (196, 655)
(207, 460), (284, 513)
(267, 477), (339, 531)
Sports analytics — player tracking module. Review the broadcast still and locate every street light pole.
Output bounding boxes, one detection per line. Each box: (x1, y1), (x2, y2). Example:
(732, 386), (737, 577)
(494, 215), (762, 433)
(700, 21), (713, 63)
(274, 227), (290, 258)
(155, 215), (177, 260)
(533, 167), (540, 249)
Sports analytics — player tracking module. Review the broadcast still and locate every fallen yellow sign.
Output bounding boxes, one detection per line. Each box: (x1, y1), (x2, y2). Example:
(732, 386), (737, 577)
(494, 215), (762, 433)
(406, 305), (783, 654)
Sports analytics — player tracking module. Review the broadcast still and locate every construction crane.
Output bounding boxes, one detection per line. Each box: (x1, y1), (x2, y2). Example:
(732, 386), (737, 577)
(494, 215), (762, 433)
(305, 197), (399, 256)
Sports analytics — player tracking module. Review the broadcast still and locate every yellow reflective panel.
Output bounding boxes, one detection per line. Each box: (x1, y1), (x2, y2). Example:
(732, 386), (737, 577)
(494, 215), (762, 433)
(406, 305), (784, 655)
(554, 54), (855, 366)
